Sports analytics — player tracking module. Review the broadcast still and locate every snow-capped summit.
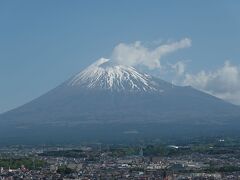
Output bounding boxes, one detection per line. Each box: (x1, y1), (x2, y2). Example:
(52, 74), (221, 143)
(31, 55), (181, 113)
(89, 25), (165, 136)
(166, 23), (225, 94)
(68, 58), (161, 92)
(1, 57), (240, 144)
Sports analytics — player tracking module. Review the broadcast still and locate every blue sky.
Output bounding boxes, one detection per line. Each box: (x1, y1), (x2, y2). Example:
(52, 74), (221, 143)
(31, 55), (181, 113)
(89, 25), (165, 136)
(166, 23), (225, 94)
(1, 1), (240, 112)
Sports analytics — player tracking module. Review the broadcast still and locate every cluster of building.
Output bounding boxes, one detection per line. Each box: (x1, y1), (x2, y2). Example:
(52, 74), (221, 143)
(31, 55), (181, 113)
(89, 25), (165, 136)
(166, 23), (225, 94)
(0, 145), (240, 179)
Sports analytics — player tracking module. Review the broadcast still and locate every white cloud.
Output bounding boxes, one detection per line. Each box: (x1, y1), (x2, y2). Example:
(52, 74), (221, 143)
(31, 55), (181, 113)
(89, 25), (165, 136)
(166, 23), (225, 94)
(111, 38), (191, 69)
(171, 61), (186, 76)
(110, 39), (240, 105)
(183, 61), (240, 105)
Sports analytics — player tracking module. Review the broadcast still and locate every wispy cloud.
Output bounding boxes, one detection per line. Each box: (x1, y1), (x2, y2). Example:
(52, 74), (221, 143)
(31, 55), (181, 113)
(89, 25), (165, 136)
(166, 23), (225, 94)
(110, 39), (240, 105)
(170, 61), (187, 76)
(183, 61), (240, 105)
(111, 38), (191, 69)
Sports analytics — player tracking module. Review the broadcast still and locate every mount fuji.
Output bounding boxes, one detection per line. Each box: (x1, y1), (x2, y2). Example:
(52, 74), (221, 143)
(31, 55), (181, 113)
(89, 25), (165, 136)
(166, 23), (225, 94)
(1, 59), (240, 144)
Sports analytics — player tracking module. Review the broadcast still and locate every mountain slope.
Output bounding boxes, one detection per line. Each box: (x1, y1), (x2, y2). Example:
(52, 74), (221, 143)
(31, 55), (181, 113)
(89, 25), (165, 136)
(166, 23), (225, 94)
(0, 59), (240, 144)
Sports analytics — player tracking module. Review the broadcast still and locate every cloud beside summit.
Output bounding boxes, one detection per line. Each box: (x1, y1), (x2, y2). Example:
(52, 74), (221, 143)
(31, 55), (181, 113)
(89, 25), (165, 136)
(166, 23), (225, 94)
(111, 38), (191, 69)
(183, 61), (240, 105)
(109, 39), (240, 105)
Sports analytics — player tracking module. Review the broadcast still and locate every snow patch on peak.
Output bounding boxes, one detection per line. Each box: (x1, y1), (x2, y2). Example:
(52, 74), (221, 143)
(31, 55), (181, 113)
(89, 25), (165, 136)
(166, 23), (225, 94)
(68, 58), (161, 92)
(90, 58), (110, 67)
